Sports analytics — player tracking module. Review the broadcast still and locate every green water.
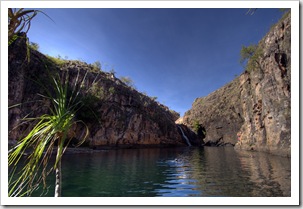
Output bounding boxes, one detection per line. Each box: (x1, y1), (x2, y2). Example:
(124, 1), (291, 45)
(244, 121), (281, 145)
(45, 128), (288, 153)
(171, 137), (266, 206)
(11, 146), (291, 197)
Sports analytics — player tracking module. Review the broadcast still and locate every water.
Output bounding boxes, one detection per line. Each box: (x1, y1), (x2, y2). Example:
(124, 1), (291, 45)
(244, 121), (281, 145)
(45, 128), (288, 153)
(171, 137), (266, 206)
(13, 147), (291, 197)
(177, 126), (192, 146)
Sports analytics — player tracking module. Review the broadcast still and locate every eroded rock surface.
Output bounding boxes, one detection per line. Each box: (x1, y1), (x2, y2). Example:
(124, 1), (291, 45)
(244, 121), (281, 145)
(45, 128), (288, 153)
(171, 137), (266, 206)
(182, 12), (291, 156)
(8, 35), (197, 149)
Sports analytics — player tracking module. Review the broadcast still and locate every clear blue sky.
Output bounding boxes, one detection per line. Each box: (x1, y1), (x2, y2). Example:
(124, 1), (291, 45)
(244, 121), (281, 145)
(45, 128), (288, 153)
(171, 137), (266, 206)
(27, 8), (284, 116)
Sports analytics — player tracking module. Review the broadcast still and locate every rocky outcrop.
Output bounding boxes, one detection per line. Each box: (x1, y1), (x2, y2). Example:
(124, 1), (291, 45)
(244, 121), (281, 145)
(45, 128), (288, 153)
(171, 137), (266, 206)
(182, 78), (244, 147)
(8, 34), (200, 148)
(183, 12), (291, 157)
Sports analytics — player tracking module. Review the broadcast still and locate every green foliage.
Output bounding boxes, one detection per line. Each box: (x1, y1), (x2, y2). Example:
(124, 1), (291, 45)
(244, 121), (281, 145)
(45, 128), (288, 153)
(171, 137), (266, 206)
(46, 54), (67, 66)
(120, 76), (135, 88)
(108, 87), (115, 95)
(92, 61), (102, 72)
(8, 71), (89, 197)
(88, 82), (104, 99)
(193, 120), (200, 134)
(239, 44), (263, 73)
(8, 8), (38, 45)
(192, 120), (206, 139)
(8, 34), (19, 46)
(8, 8), (53, 46)
(76, 94), (100, 122)
(76, 81), (108, 123)
(239, 44), (257, 65)
(29, 42), (39, 51)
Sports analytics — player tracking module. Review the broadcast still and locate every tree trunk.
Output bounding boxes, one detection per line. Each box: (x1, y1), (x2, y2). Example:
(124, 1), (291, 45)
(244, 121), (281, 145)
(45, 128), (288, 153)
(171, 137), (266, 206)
(54, 145), (62, 197)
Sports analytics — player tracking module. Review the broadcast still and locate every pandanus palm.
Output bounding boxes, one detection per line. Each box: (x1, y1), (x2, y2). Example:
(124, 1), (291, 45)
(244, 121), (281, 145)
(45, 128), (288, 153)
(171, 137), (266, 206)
(8, 8), (53, 45)
(8, 70), (89, 197)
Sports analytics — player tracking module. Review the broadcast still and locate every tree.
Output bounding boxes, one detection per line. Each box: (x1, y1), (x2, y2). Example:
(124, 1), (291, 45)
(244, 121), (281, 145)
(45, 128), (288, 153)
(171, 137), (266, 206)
(8, 8), (53, 46)
(239, 44), (257, 65)
(29, 42), (39, 51)
(92, 61), (102, 70)
(239, 44), (262, 73)
(120, 76), (135, 88)
(8, 71), (89, 197)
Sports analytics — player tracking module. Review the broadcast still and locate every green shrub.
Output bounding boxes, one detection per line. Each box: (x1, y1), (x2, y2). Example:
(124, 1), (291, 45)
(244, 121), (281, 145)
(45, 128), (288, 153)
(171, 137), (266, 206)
(8, 71), (89, 197)
(240, 44), (263, 73)
(46, 54), (67, 66)
(120, 76), (134, 88)
(192, 120), (206, 139)
(92, 61), (102, 72)
(88, 83), (104, 99)
(29, 42), (39, 51)
(240, 44), (257, 64)
(108, 87), (115, 95)
(8, 9), (39, 45)
(193, 120), (200, 134)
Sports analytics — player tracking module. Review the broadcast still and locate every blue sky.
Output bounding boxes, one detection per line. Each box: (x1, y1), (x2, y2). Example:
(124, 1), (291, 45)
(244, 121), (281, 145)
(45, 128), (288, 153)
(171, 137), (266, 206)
(27, 8), (284, 116)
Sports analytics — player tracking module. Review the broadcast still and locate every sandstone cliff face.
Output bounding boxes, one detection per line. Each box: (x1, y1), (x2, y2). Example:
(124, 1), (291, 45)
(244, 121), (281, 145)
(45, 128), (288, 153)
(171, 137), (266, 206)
(183, 78), (244, 147)
(8, 35), (201, 148)
(183, 12), (291, 156)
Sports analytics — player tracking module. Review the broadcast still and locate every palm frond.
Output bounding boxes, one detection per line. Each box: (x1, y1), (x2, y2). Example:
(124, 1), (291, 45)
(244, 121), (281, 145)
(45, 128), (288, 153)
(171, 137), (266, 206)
(8, 70), (90, 196)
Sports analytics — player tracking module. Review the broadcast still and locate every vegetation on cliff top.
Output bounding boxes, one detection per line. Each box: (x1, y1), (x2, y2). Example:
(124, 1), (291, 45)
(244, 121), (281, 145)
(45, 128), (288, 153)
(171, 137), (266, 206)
(240, 44), (263, 73)
(239, 9), (290, 74)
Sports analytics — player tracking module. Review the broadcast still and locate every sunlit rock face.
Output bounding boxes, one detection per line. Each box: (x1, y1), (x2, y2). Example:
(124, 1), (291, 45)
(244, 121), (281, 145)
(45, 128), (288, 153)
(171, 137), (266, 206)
(8, 35), (198, 148)
(183, 12), (291, 157)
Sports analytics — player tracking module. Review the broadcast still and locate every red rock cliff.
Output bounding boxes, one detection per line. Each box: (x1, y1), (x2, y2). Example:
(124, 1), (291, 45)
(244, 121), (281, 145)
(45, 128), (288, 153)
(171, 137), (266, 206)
(183, 12), (291, 156)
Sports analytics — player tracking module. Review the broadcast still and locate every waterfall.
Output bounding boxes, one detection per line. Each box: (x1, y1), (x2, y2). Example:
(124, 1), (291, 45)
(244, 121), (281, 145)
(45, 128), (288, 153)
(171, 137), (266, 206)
(177, 125), (192, 146)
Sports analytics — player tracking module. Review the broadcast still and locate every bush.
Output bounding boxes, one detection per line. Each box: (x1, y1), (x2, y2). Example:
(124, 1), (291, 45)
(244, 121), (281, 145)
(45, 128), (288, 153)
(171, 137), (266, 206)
(120, 76), (134, 88)
(240, 44), (263, 73)
(92, 61), (102, 71)
(192, 120), (206, 139)
(29, 42), (39, 51)
(193, 120), (200, 134)
(239, 44), (257, 65)
(46, 54), (67, 66)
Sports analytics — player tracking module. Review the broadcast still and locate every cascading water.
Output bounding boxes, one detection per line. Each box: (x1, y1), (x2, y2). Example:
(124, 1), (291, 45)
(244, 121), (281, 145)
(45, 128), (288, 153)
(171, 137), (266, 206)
(177, 125), (192, 146)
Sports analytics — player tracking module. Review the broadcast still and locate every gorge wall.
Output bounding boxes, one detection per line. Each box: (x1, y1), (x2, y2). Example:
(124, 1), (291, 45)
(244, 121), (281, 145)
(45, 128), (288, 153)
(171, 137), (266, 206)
(182, 12), (291, 157)
(8, 35), (201, 149)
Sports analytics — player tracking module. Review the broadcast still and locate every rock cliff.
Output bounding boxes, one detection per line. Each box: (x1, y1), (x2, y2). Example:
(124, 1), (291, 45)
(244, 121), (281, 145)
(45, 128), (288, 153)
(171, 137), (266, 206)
(8, 34), (202, 148)
(182, 12), (291, 157)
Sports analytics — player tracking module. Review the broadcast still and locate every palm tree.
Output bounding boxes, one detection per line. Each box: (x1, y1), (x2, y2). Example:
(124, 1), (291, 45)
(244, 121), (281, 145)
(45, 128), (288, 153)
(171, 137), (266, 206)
(8, 70), (89, 197)
(8, 8), (53, 45)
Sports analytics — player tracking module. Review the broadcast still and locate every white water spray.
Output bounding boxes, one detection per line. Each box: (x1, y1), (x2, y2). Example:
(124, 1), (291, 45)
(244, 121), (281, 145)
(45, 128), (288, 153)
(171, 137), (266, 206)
(177, 125), (192, 146)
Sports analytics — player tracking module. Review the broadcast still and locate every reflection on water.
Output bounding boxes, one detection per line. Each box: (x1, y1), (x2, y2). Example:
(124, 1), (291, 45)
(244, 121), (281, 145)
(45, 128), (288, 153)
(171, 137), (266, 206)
(235, 149), (291, 197)
(15, 146), (290, 197)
